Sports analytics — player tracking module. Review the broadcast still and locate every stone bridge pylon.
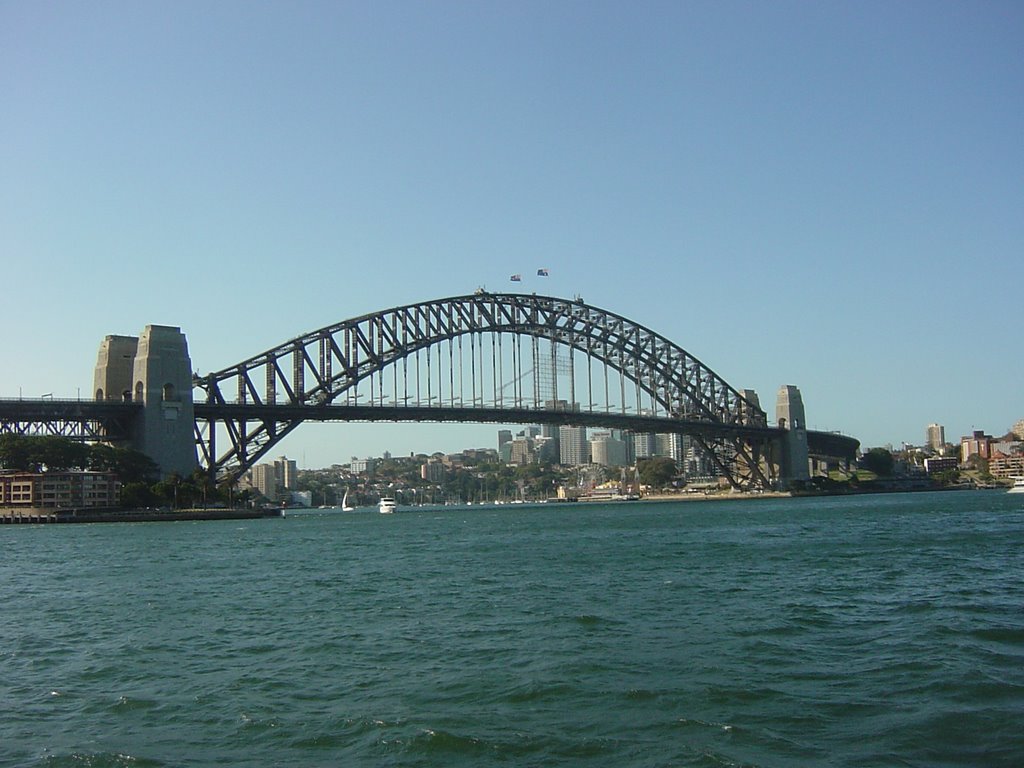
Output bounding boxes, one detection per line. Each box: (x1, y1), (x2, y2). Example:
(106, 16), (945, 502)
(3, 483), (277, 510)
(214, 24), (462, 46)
(94, 325), (197, 478)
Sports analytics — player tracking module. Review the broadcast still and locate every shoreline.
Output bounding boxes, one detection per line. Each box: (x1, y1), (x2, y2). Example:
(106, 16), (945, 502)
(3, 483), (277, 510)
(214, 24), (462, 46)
(639, 483), (985, 503)
(638, 491), (792, 502)
(0, 507), (283, 524)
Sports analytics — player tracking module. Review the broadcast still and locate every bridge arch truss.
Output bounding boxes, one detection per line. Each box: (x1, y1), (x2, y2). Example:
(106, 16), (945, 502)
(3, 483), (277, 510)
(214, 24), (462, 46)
(194, 293), (777, 488)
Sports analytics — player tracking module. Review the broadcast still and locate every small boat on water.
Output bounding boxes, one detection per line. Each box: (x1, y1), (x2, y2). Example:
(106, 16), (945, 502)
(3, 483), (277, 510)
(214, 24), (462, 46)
(378, 496), (397, 514)
(1008, 477), (1024, 494)
(342, 489), (355, 512)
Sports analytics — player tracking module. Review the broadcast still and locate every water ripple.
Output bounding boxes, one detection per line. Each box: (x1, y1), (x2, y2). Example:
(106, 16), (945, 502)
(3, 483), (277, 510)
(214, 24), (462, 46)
(2, 492), (1022, 766)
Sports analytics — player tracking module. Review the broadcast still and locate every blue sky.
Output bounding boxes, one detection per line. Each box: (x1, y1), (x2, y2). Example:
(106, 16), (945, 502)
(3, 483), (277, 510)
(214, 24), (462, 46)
(2, 1), (1021, 467)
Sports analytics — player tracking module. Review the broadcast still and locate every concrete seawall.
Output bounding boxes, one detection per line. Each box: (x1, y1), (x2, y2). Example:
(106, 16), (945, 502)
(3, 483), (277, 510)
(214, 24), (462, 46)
(0, 508), (284, 524)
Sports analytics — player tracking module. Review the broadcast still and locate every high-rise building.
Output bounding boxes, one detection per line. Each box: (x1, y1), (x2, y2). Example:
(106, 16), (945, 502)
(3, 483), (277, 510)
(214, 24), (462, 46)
(657, 433), (684, 466)
(535, 435), (559, 463)
(421, 461), (446, 482)
(682, 436), (720, 478)
(590, 431), (628, 467)
(509, 437), (536, 465)
(926, 424), (945, 452)
(350, 457), (377, 474)
(275, 456), (298, 490)
(634, 432), (657, 459)
(540, 401), (569, 459)
(559, 424), (589, 466)
(497, 430), (513, 451)
(252, 464), (277, 498)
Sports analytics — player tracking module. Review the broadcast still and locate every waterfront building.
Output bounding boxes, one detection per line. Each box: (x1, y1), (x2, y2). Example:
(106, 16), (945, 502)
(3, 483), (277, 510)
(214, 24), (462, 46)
(990, 439), (1021, 457)
(455, 448), (499, 464)
(923, 456), (958, 475)
(349, 457), (377, 474)
(926, 424), (945, 452)
(275, 456), (298, 490)
(0, 473), (33, 505)
(960, 430), (995, 463)
(420, 460), (446, 482)
(1013, 419), (1024, 440)
(988, 449), (1024, 479)
(252, 464), (277, 498)
(0, 471), (120, 509)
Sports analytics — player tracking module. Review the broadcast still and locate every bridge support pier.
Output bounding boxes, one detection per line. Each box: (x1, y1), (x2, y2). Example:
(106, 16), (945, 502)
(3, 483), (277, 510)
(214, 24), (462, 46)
(775, 385), (810, 488)
(94, 326), (198, 479)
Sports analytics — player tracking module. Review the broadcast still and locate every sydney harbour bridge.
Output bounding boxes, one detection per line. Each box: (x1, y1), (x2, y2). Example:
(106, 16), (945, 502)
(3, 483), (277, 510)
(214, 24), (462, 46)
(0, 293), (858, 489)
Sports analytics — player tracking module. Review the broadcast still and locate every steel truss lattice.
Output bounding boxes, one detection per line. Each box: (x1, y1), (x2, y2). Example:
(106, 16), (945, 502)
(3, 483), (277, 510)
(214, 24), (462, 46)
(0, 399), (138, 443)
(194, 293), (778, 487)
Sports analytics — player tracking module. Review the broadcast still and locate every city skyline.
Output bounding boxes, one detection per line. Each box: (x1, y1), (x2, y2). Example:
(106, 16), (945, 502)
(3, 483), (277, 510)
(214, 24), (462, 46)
(2, 2), (1021, 468)
(263, 416), (1020, 473)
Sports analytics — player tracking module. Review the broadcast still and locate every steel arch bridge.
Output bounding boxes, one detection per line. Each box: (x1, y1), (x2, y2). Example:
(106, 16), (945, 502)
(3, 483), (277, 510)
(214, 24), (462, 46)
(194, 292), (800, 488)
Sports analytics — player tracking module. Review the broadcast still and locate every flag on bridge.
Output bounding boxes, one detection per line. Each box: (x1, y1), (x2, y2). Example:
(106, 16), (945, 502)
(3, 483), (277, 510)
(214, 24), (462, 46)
(510, 274), (521, 282)
(537, 268), (549, 276)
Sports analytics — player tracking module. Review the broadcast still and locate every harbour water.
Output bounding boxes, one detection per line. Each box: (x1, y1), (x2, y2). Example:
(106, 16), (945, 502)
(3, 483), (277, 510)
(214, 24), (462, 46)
(3, 490), (1023, 767)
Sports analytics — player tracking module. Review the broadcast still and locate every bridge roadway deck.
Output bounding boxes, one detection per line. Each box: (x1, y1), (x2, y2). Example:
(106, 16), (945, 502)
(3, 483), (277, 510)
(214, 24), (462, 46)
(197, 402), (778, 439)
(0, 398), (141, 441)
(194, 403), (859, 460)
(0, 398), (142, 420)
(0, 399), (859, 461)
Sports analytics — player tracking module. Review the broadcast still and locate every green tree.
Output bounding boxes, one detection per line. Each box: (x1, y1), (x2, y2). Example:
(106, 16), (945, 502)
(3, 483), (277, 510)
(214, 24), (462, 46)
(0, 434), (91, 471)
(860, 448), (895, 477)
(33, 436), (91, 471)
(0, 434), (34, 470)
(88, 444), (159, 483)
(638, 457), (678, 488)
(152, 473), (201, 509)
(120, 481), (159, 509)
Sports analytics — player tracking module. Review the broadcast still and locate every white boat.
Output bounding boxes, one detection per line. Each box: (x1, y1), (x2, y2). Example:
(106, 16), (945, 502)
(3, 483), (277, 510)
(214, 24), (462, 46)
(379, 496), (397, 514)
(1008, 477), (1024, 494)
(342, 489), (355, 512)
